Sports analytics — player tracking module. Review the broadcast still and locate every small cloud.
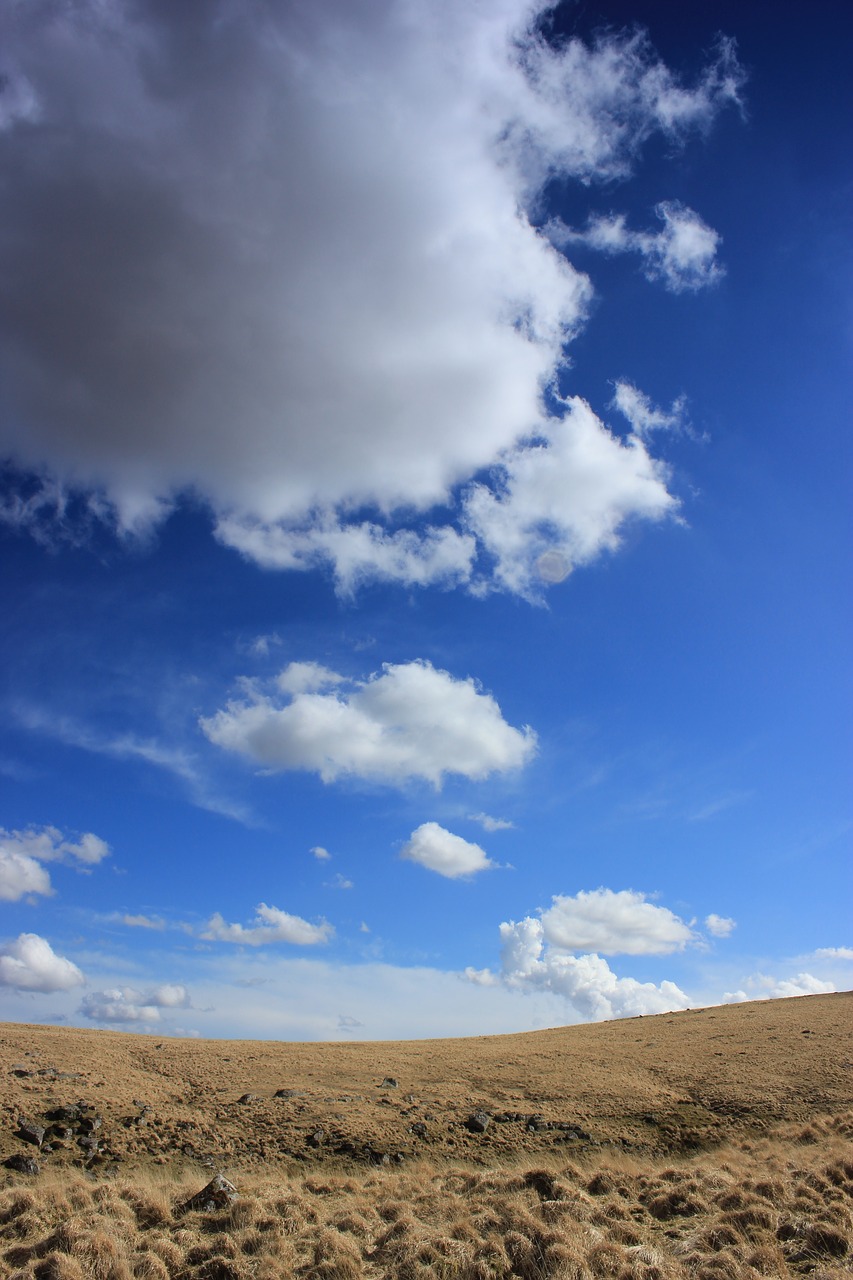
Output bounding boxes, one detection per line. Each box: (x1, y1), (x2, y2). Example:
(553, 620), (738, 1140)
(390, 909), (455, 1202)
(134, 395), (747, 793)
(80, 983), (190, 1025)
(311, 846), (332, 862)
(810, 947), (853, 962)
(249, 632), (281, 657)
(0, 933), (85, 992)
(468, 813), (515, 832)
(705, 913), (736, 938)
(325, 873), (353, 891)
(337, 1014), (363, 1032)
(359, 922), (371, 934)
(401, 822), (496, 879)
(201, 902), (334, 947)
(121, 913), (166, 931)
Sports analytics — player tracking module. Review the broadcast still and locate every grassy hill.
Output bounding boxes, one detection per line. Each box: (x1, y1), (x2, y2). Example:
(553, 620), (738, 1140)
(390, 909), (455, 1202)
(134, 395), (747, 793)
(0, 991), (850, 1277)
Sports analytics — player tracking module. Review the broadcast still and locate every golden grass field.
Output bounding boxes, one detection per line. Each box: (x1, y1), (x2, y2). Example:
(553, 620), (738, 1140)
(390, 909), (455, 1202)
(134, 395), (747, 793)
(0, 991), (850, 1278)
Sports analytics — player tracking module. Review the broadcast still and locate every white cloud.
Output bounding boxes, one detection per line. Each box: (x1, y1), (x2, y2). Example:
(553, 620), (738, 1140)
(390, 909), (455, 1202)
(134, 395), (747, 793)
(469, 812), (515, 832)
(201, 903), (333, 948)
(0, 824), (110, 902)
(0, 2), (741, 590)
(468, 916), (691, 1021)
(121, 913), (166, 931)
(311, 846), (332, 862)
(401, 822), (496, 879)
(464, 396), (678, 598)
(0, 849), (53, 902)
(723, 972), (836, 1003)
(812, 947), (853, 962)
(705, 913), (736, 938)
(551, 201), (723, 292)
(611, 382), (686, 440)
(201, 659), (536, 787)
(0, 933), (85, 992)
(80, 985), (188, 1025)
(325, 874), (354, 891)
(540, 888), (695, 956)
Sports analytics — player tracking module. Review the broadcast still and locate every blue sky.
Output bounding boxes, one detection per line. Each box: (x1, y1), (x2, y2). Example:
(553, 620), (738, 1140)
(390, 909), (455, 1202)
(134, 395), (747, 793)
(0, 0), (850, 1038)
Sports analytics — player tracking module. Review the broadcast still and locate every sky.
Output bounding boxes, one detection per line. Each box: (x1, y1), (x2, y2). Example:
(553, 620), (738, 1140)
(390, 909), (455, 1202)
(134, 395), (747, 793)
(0, 0), (850, 1040)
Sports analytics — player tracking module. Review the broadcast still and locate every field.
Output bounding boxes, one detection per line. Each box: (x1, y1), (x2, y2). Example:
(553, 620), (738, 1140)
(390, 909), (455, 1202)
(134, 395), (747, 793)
(0, 991), (850, 1277)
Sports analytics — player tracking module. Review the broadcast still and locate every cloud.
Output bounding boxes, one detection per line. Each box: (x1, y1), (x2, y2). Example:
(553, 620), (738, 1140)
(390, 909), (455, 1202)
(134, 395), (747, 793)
(0, 824), (110, 902)
(723, 972), (836, 1003)
(464, 396), (678, 598)
(468, 916), (691, 1021)
(811, 947), (853, 962)
(705, 913), (736, 938)
(120, 914), (166, 931)
(401, 823), (496, 880)
(201, 659), (536, 787)
(80, 983), (190, 1025)
(325, 874), (354, 891)
(469, 813), (515, 832)
(550, 202), (723, 292)
(0, 933), (85, 992)
(201, 903), (333, 948)
(540, 888), (696, 956)
(311, 846), (332, 862)
(0, 2), (741, 590)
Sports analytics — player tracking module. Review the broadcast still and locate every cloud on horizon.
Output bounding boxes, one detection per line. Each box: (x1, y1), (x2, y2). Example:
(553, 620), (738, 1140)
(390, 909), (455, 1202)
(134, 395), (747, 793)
(0, 0), (742, 595)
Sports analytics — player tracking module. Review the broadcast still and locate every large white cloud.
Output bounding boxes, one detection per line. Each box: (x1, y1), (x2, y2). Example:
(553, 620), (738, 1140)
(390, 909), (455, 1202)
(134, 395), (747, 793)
(201, 659), (536, 787)
(723, 972), (836, 1003)
(0, 825), (110, 902)
(0, 1), (741, 590)
(468, 916), (691, 1021)
(540, 888), (695, 956)
(201, 903), (333, 948)
(0, 933), (85, 992)
(401, 822), (496, 879)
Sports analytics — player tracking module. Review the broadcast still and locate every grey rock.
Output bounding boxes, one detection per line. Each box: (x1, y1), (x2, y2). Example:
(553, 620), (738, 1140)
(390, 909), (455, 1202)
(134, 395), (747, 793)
(307, 1127), (325, 1148)
(4, 1154), (39, 1175)
(177, 1173), (239, 1216)
(237, 1093), (258, 1104)
(380, 1077), (399, 1089)
(410, 1122), (427, 1138)
(17, 1120), (45, 1147)
(464, 1111), (491, 1134)
(274, 1088), (303, 1099)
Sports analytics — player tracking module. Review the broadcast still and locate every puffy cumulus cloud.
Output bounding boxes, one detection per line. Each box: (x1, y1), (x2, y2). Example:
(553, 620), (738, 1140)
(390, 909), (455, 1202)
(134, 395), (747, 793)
(201, 660), (536, 787)
(80, 983), (190, 1025)
(0, 824), (110, 902)
(401, 823), (496, 879)
(812, 947), (853, 962)
(551, 202), (723, 292)
(0, 933), (85, 992)
(201, 904), (333, 948)
(464, 397), (678, 598)
(540, 888), (695, 956)
(723, 972), (835, 1003)
(705, 913), (736, 938)
(468, 916), (690, 1021)
(311, 846), (332, 862)
(0, 2), (741, 590)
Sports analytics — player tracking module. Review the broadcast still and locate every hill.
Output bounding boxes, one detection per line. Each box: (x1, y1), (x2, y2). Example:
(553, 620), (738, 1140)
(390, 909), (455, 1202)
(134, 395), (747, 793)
(0, 992), (850, 1278)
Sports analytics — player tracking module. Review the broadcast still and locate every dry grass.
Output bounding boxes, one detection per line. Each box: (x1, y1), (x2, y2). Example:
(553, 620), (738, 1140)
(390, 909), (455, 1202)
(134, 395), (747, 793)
(0, 1111), (849, 1278)
(0, 994), (851, 1277)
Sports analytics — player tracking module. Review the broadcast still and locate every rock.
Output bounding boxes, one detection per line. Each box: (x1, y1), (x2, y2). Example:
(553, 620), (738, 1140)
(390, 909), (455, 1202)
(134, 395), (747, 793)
(307, 1128), (325, 1148)
(526, 1114), (547, 1132)
(410, 1122), (427, 1138)
(237, 1093), (258, 1104)
(17, 1119), (46, 1147)
(380, 1077), (399, 1089)
(464, 1111), (491, 1134)
(273, 1089), (303, 1099)
(177, 1173), (239, 1216)
(4, 1154), (40, 1175)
